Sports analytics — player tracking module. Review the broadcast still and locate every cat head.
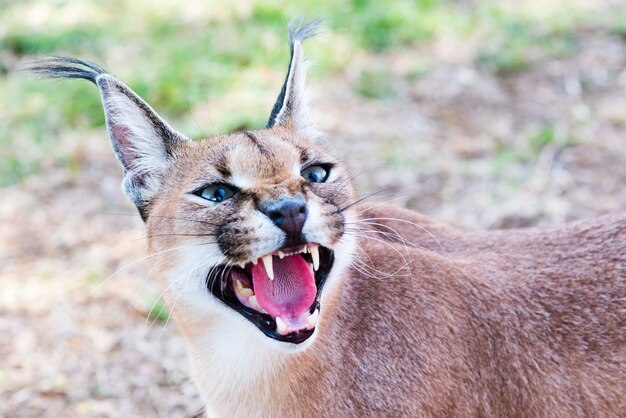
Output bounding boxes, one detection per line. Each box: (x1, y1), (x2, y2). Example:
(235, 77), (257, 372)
(29, 20), (357, 347)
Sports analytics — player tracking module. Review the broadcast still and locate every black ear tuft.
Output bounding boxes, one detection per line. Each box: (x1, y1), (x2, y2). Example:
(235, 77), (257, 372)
(27, 56), (188, 220)
(25, 56), (108, 84)
(289, 17), (323, 45)
(266, 19), (323, 131)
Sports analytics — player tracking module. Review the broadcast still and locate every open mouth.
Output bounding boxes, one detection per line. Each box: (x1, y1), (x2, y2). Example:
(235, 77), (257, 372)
(207, 244), (334, 344)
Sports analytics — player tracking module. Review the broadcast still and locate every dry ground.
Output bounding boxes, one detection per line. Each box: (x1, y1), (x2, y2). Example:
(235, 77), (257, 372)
(2, 20), (626, 418)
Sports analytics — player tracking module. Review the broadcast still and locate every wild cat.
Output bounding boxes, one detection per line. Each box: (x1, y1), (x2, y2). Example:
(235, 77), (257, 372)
(30, 21), (625, 417)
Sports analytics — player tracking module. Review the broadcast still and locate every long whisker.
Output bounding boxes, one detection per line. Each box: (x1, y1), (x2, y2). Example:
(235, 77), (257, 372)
(345, 231), (412, 277)
(147, 233), (218, 239)
(351, 241), (409, 279)
(337, 188), (397, 213)
(355, 222), (441, 282)
(157, 294), (179, 342)
(101, 211), (220, 228)
(350, 194), (414, 216)
(350, 225), (441, 276)
(146, 252), (225, 335)
(356, 217), (445, 252)
(88, 241), (218, 297)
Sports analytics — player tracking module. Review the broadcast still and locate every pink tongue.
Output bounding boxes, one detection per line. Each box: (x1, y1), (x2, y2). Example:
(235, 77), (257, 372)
(252, 254), (316, 320)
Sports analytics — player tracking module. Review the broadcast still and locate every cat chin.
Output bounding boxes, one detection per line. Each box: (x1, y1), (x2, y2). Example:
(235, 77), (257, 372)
(158, 209), (357, 347)
(205, 298), (320, 351)
(265, 327), (319, 352)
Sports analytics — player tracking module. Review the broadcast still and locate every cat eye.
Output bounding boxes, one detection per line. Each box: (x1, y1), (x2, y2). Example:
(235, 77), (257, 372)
(197, 184), (236, 202)
(301, 165), (330, 183)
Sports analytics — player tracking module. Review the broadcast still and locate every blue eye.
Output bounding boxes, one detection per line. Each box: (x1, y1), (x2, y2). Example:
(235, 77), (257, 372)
(198, 184), (235, 202)
(301, 165), (330, 183)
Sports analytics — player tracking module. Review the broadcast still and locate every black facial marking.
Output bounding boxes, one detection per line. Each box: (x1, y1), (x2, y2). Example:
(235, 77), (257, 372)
(251, 194), (261, 211)
(243, 131), (270, 156)
(298, 147), (310, 164)
(243, 131), (259, 143)
(137, 204), (151, 222)
(214, 158), (231, 178)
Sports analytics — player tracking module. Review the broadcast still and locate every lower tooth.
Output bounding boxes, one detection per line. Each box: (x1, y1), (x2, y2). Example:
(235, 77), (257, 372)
(307, 309), (319, 327)
(276, 317), (287, 335)
(249, 295), (263, 311)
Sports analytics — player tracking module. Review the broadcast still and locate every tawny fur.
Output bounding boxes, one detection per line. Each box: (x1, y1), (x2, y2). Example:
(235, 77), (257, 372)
(30, 25), (625, 418)
(143, 128), (624, 418)
(285, 206), (625, 417)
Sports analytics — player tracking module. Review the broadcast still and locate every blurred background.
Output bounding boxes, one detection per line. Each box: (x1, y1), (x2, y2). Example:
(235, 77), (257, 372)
(1, 0), (626, 416)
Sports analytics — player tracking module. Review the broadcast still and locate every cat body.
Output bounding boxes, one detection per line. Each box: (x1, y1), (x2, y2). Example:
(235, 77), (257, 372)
(30, 21), (625, 418)
(176, 205), (625, 417)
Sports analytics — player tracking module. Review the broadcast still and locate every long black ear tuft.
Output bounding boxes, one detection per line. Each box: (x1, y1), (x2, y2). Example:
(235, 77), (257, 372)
(27, 56), (188, 220)
(266, 18), (322, 135)
(26, 55), (107, 84)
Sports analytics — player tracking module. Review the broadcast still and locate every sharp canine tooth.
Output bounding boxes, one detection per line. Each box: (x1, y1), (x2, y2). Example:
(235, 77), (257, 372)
(276, 317), (287, 335)
(307, 309), (319, 327)
(310, 245), (320, 271)
(249, 295), (262, 310)
(262, 255), (274, 280)
(278, 251), (285, 259)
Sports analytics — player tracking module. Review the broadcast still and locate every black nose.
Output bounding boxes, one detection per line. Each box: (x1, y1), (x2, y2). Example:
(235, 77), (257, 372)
(261, 197), (308, 242)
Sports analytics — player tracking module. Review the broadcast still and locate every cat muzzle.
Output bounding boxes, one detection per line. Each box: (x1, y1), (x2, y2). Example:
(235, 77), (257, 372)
(206, 243), (334, 344)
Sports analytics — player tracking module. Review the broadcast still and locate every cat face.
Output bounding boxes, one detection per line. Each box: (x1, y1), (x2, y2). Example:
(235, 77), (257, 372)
(29, 21), (354, 346)
(146, 126), (355, 344)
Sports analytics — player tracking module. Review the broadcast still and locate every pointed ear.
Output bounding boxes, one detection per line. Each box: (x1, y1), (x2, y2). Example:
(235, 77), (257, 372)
(266, 19), (321, 137)
(27, 57), (187, 219)
(96, 75), (185, 211)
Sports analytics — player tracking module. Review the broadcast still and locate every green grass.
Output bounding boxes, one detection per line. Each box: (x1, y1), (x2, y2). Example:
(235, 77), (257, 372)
(475, 9), (580, 74)
(355, 67), (395, 100)
(611, 11), (626, 38)
(84, 270), (105, 285)
(488, 121), (578, 189)
(0, 0), (609, 186)
(147, 297), (170, 323)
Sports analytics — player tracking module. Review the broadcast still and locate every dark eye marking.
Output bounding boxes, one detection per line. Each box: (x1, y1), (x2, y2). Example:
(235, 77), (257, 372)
(214, 160), (231, 178)
(298, 147), (310, 164)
